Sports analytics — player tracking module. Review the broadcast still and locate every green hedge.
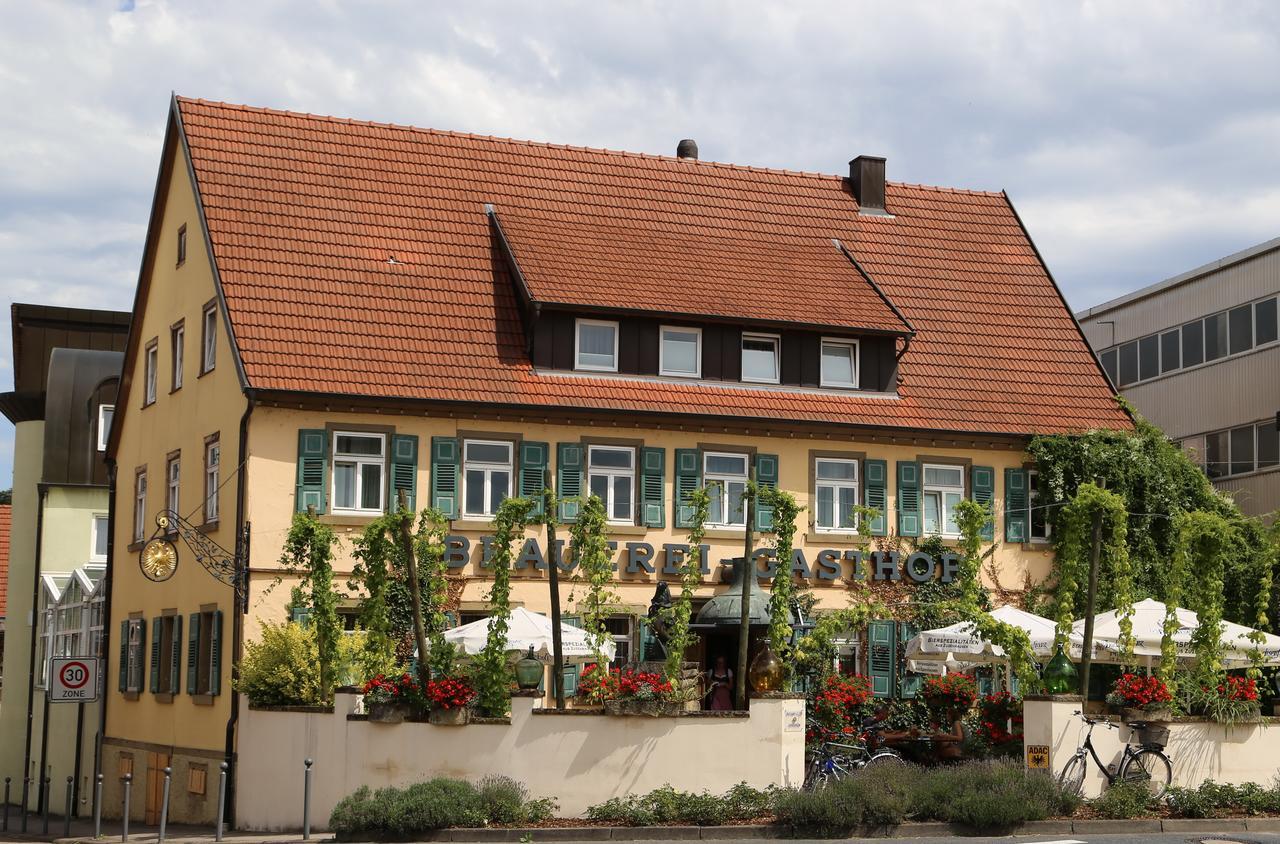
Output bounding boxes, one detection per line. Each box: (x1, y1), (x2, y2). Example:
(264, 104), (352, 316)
(585, 783), (778, 826)
(329, 776), (555, 837)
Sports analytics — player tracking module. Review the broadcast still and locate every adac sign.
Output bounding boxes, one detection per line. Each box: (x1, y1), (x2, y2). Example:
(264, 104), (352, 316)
(442, 535), (960, 585)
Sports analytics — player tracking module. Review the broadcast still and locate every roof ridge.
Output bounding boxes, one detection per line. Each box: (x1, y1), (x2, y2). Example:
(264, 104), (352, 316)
(174, 95), (1001, 196)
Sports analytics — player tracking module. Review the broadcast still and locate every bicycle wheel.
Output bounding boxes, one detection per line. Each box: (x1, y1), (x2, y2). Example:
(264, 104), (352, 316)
(802, 757), (827, 792)
(1057, 753), (1087, 797)
(863, 750), (905, 769)
(1119, 748), (1172, 799)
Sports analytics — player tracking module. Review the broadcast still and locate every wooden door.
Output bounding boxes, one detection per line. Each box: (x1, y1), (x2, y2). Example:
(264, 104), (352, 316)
(144, 752), (170, 825)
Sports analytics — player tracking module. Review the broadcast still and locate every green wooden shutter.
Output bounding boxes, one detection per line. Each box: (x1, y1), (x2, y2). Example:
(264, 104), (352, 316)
(118, 620), (129, 691)
(520, 441), (549, 518)
(390, 434), (419, 512)
(640, 447), (666, 528)
(868, 620), (896, 698)
(209, 610), (223, 696)
(639, 620), (658, 662)
(897, 622), (923, 699)
(1004, 468), (1029, 543)
(430, 437), (460, 518)
(754, 453), (779, 532)
(556, 443), (584, 523)
(971, 465), (995, 541)
(864, 459), (888, 536)
(295, 429), (328, 513)
(290, 606), (311, 626)
(561, 615), (582, 693)
(896, 461), (921, 538)
(149, 617), (162, 694)
(674, 449), (702, 528)
(186, 613), (200, 695)
(169, 615), (183, 695)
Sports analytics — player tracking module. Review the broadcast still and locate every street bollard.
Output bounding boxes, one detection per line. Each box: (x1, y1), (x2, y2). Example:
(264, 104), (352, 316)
(64, 776), (73, 838)
(42, 775), (50, 834)
(303, 758), (313, 840)
(3, 776), (9, 831)
(214, 762), (227, 843)
(158, 767), (171, 843)
(94, 774), (103, 839)
(121, 773), (131, 842)
(21, 776), (29, 833)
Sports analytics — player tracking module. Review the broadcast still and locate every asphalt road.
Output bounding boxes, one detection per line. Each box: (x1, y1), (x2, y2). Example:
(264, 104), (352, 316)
(795, 835), (1280, 844)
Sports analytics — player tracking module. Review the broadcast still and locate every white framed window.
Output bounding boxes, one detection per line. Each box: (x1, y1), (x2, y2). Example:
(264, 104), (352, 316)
(125, 618), (145, 693)
(574, 319), (618, 372)
(1028, 469), (1050, 543)
(90, 514), (109, 563)
(201, 303), (217, 373)
(134, 469), (147, 542)
(87, 586), (105, 659)
(331, 432), (386, 514)
(36, 592), (53, 688)
(54, 578), (86, 664)
(659, 326), (702, 378)
(205, 439), (221, 522)
(741, 333), (780, 383)
(922, 464), (965, 537)
(144, 342), (158, 405)
(815, 458), (859, 532)
(820, 338), (859, 388)
(705, 452), (749, 527)
(97, 404), (114, 452)
(463, 439), (514, 518)
(587, 445), (635, 524)
(166, 456), (181, 518)
(171, 323), (184, 391)
(604, 615), (633, 668)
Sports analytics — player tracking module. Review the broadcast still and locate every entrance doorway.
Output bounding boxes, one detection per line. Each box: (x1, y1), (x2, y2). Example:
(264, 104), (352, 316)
(144, 751), (170, 825)
(699, 628), (767, 710)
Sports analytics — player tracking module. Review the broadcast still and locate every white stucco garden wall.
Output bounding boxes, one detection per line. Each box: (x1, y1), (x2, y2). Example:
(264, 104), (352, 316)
(1025, 695), (1280, 797)
(234, 692), (806, 830)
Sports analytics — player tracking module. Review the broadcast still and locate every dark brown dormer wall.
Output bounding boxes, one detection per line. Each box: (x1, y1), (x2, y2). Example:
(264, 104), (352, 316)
(530, 310), (898, 392)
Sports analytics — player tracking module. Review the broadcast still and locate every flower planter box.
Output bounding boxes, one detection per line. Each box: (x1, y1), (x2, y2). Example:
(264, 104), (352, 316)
(1123, 707), (1174, 723)
(367, 701), (407, 724)
(429, 706), (471, 726)
(604, 699), (681, 717)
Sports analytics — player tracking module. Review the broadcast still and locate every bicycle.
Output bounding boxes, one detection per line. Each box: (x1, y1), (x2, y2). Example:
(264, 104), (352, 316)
(1056, 710), (1172, 799)
(804, 729), (904, 790)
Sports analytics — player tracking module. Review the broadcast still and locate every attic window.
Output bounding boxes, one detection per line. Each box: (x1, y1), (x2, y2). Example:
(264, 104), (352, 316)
(659, 326), (701, 378)
(575, 319), (618, 372)
(820, 338), (859, 388)
(177, 225), (187, 267)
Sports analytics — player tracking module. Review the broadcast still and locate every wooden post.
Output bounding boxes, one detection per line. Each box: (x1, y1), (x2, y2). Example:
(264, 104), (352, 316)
(736, 479), (755, 709)
(395, 489), (431, 686)
(1078, 508), (1104, 698)
(546, 488), (566, 709)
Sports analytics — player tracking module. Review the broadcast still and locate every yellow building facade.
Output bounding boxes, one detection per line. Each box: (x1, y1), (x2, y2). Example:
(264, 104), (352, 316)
(103, 96), (1130, 827)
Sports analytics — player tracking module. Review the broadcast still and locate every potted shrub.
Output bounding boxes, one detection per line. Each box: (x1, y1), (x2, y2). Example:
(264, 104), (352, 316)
(1106, 673), (1173, 721)
(921, 674), (978, 715)
(807, 674), (873, 747)
(604, 667), (679, 716)
(361, 673), (422, 724)
(575, 663), (615, 709)
(424, 676), (476, 725)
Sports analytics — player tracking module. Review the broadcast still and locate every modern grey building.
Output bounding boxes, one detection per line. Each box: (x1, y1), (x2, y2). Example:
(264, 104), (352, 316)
(1076, 236), (1280, 518)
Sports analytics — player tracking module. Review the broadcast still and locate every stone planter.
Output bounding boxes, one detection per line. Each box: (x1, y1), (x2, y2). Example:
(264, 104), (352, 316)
(366, 701), (407, 724)
(1122, 707), (1173, 722)
(428, 706), (471, 726)
(605, 699), (681, 717)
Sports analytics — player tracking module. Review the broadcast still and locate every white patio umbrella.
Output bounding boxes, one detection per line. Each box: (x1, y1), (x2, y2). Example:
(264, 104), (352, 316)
(443, 607), (616, 665)
(1073, 598), (1280, 668)
(905, 605), (1089, 664)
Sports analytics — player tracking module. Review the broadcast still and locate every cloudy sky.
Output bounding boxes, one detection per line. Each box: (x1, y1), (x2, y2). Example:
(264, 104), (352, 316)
(2, 0), (1279, 487)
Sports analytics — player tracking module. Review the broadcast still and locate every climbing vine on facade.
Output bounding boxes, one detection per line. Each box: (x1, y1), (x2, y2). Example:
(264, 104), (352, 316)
(1050, 484), (1134, 663)
(665, 484), (712, 682)
(760, 486), (801, 674)
(568, 494), (622, 669)
(474, 496), (535, 717)
(279, 512), (343, 697)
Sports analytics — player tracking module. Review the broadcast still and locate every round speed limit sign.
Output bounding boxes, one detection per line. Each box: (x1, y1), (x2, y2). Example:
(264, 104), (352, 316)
(51, 657), (100, 702)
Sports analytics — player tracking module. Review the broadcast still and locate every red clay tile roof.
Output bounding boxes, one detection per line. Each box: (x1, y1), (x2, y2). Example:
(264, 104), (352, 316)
(176, 97), (1129, 436)
(0, 504), (10, 619)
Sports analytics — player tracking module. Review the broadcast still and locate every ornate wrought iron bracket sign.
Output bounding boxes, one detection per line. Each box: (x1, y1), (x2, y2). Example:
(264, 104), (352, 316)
(141, 510), (249, 603)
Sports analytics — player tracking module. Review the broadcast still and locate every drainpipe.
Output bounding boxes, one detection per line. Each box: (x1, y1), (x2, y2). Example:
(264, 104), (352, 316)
(94, 459), (116, 820)
(223, 393), (254, 829)
(22, 486), (49, 812)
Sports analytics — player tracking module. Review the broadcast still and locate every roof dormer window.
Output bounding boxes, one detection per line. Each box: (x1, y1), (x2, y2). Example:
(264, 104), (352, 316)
(820, 338), (859, 389)
(575, 318), (618, 372)
(659, 326), (701, 378)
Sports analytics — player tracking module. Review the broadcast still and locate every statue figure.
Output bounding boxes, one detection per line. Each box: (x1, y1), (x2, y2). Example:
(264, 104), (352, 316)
(646, 582), (674, 656)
